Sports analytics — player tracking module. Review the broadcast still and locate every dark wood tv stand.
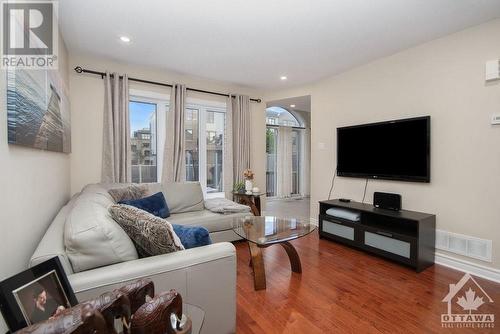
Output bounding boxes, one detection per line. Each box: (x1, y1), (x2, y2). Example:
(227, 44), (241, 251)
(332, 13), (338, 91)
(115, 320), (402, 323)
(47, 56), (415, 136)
(319, 199), (435, 272)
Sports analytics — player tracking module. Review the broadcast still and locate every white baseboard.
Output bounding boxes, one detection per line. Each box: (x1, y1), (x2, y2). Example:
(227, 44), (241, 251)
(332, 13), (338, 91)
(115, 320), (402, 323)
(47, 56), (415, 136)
(435, 252), (500, 283)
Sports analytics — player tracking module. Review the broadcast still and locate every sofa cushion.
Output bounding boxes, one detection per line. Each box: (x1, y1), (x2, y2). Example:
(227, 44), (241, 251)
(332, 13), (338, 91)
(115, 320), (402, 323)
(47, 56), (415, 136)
(108, 184), (148, 202)
(166, 210), (250, 233)
(162, 182), (204, 213)
(119, 192), (170, 218)
(172, 224), (212, 249)
(64, 186), (139, 272)
(102, 182), (204, 214)
(109, 204), (184, 257)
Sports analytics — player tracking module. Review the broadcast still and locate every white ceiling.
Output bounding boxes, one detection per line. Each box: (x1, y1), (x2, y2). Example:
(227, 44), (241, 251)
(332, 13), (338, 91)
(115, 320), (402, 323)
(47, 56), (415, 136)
(267, 96), (311, 113)
(60, 0), (500, 89)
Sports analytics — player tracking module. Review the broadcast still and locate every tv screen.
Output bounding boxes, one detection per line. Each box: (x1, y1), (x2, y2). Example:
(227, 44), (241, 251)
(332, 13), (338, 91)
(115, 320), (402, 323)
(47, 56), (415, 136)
(337, 116), (430, 182)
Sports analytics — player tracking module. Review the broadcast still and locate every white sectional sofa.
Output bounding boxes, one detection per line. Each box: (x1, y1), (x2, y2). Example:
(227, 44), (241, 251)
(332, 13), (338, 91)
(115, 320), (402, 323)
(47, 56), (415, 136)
(29, 182), (250, 334)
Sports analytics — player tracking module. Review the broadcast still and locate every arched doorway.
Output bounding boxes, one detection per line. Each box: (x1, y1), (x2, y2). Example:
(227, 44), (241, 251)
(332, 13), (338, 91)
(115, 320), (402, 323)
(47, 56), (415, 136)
(265, 106), (306, 198)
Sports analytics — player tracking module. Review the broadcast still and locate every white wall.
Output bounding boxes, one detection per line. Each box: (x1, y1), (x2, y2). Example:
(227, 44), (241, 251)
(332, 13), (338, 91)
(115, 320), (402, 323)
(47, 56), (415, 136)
(265, 19), (500, 271)
(0, 35), (70, 331)
(68, 53), (266, 197)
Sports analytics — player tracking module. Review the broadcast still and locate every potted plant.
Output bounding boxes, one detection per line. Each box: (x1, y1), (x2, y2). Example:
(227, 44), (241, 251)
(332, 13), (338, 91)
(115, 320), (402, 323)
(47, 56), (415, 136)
(233, 181), (245, 192)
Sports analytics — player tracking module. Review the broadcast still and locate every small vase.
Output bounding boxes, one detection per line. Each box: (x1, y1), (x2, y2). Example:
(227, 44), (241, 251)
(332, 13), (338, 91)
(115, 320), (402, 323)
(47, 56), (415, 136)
(245, 180), (253, 194)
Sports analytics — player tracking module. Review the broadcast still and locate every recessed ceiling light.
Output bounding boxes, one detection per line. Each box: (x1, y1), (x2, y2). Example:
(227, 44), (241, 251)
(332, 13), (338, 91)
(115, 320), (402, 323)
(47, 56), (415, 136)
(120, 36), (131, 43)
(290, 104), (296, 108)
(280, 76), (287, 81)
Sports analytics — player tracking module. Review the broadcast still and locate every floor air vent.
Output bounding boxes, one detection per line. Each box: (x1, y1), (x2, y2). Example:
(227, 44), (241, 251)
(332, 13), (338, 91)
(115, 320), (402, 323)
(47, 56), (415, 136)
(436, 230), (492, 262)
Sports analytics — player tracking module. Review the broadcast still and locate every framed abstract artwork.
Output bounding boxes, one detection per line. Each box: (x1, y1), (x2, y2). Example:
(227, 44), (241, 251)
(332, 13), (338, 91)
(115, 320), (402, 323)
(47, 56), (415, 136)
(6, 68), (71, 153)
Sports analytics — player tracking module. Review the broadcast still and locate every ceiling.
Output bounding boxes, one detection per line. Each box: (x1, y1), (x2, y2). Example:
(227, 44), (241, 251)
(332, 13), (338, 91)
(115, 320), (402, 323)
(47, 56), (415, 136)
(60, 0), (500, 89)
(267, 96), (311, 113)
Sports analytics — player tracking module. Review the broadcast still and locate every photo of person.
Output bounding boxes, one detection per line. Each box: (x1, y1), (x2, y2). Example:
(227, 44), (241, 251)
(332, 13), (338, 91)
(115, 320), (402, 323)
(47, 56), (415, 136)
(12, 270), (71, 326)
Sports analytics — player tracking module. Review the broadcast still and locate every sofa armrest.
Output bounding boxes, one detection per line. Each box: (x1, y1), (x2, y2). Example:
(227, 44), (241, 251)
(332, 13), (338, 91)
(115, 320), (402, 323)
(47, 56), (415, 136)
(68, 242), (236, 334)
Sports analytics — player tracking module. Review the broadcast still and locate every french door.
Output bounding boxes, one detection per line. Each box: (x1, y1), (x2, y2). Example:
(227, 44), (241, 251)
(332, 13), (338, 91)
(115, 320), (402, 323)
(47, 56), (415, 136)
(266, 126), (302, 197)
(185, 104), (226, 196)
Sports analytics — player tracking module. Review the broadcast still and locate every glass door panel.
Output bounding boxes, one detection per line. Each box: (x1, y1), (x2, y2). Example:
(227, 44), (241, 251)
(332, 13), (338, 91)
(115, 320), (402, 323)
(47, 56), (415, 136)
(206, 111), (224, 193)
(266, 127), (278, 197)
(129, 101), (157, 183)
(185, 108), (199, 181)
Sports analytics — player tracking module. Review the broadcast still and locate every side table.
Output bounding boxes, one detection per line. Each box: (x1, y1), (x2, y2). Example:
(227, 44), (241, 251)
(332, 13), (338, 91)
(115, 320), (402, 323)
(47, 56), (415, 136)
(232, 191), (265, 216)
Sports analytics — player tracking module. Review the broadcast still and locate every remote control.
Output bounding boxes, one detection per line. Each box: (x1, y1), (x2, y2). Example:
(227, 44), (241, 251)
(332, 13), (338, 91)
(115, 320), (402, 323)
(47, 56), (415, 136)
(339, 198), (351, 203)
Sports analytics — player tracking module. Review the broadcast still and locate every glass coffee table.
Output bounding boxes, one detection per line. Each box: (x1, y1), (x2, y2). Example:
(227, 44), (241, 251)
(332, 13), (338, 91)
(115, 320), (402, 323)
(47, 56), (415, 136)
(232, 216), (317, 290)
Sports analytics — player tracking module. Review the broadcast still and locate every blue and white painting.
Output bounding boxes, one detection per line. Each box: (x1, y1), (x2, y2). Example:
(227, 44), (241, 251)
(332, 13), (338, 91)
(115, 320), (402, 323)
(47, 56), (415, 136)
(7, 68), (71, 153)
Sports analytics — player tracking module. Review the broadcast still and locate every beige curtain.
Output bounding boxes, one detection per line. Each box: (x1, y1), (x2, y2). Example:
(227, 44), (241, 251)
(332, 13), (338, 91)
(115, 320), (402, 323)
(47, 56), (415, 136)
(231, 95), (251, 184)
(223, 96), (234, 198)
(276, 126), (293, 198)
(300, 128), (311, 196)
(101, 72), (131, 183)
(162, 84), (186, 183)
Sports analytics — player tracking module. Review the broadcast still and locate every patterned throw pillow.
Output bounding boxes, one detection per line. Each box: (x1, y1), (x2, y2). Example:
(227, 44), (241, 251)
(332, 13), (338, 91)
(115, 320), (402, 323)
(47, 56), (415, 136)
(109, 204), (184, 258)
(108, 184), (148, 203)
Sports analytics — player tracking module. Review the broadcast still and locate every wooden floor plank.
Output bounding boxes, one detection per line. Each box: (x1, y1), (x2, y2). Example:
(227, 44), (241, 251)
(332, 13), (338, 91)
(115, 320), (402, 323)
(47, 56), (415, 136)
(235, 233), (500, 333)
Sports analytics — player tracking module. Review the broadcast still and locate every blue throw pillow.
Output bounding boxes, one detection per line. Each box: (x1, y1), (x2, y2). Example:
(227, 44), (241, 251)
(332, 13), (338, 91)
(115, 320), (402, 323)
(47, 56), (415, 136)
(119, 192), (170, 218)
(172, 224), (212, 249)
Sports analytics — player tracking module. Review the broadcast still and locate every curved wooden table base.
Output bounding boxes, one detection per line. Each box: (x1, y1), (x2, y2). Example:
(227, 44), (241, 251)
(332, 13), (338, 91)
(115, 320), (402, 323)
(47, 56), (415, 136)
(280, 241), (302, 273)
(248, 241), (302, 290)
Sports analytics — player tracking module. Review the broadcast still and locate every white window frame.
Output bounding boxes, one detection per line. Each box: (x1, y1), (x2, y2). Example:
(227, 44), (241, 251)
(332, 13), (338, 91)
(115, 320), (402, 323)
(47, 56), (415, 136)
(186, 97), (226, 199)
(129, 89), (169, 183)
(128, 91), (226, 198)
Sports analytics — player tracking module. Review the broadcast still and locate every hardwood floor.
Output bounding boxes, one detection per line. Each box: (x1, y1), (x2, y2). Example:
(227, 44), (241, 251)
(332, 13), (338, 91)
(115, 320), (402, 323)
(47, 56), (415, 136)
(235, 232), (500, 333)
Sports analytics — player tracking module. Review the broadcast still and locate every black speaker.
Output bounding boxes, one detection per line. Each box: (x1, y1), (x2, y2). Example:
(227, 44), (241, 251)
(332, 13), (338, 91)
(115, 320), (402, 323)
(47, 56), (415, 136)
(373, 192), (401, 211)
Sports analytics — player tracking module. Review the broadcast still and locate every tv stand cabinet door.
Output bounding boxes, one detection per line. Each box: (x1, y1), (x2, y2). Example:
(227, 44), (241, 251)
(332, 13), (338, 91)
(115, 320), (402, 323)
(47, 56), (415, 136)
(319, 215), (359, 247)
(361, 228), (418, 268)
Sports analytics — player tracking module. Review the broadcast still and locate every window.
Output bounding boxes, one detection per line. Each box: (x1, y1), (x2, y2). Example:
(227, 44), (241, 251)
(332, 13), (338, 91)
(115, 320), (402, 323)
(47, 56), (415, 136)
(130, 101), (157, 183)
(265, 106), (300, 127)
(206, 111), (224, 193)
(207, 112), (215, 124)
(129, 92), (226, 196)
(266, 117), (277, 125)
(185, 103), (226, 195)
(265, 107), (303, 197)
(185, 108), (199, 182)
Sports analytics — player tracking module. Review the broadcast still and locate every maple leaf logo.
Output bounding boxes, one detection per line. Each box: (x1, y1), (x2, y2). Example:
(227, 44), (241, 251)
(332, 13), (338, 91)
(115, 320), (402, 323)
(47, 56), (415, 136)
(456, 288), (485, 314)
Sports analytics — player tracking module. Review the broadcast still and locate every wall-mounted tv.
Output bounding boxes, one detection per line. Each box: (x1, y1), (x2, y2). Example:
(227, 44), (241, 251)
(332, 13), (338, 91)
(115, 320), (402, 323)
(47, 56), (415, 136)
(337, 116), (430, 182)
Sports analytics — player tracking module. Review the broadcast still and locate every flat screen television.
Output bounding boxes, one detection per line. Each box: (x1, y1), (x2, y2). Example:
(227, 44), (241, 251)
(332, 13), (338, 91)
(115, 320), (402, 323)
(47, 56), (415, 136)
(337, 116), (430, 182)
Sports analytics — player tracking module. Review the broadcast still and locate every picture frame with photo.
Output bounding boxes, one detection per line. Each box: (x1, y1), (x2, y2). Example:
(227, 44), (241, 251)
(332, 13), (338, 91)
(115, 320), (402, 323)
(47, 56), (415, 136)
(0, 257), (78, 332)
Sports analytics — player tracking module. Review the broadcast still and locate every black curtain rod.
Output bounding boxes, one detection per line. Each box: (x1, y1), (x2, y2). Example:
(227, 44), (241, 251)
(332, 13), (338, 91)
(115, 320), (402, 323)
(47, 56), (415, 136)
(74, 66), (262, 103)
